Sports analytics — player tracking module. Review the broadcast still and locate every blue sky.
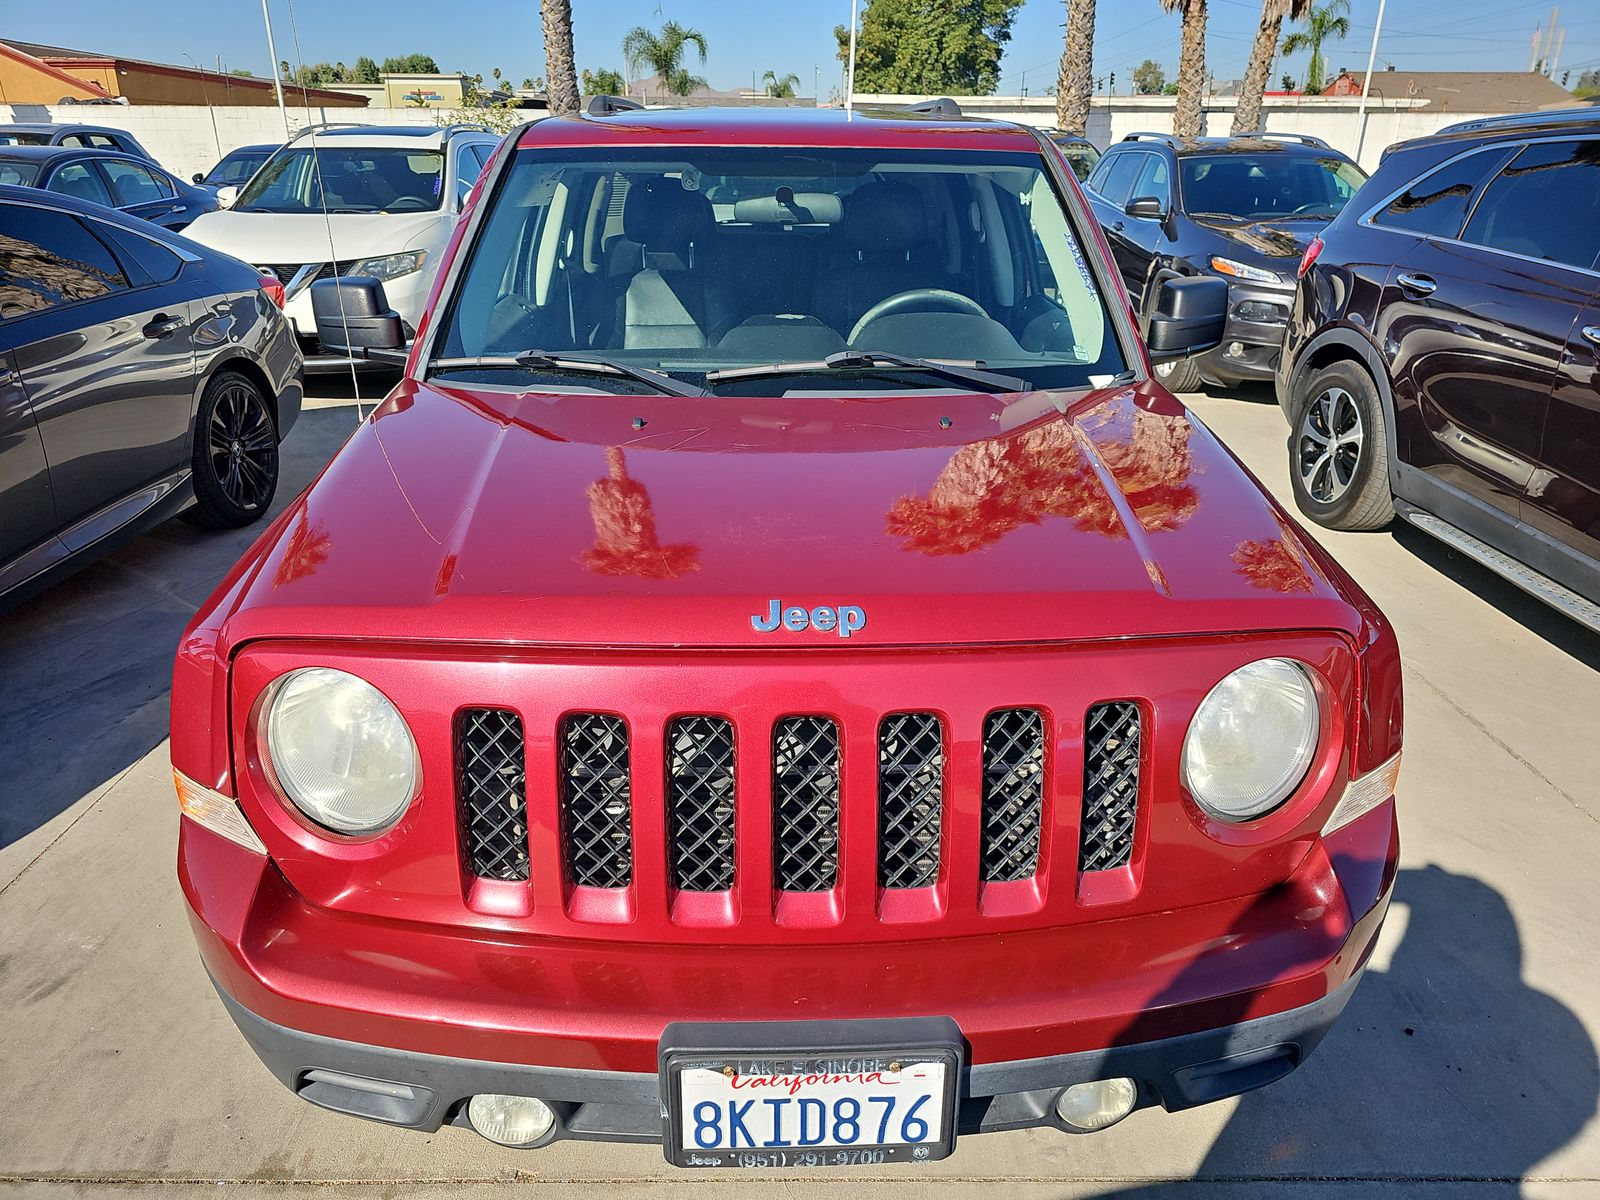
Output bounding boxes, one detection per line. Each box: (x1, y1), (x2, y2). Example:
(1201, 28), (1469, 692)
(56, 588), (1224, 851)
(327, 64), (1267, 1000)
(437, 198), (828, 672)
(9, 0), (1598, 97)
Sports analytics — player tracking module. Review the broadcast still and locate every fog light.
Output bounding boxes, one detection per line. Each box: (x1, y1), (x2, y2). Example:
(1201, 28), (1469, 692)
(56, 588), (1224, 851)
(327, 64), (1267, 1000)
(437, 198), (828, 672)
(1225, 340), (1246, 357)
(1056, 1077), (1138, 1132)
(467, 1094), (556, 1146)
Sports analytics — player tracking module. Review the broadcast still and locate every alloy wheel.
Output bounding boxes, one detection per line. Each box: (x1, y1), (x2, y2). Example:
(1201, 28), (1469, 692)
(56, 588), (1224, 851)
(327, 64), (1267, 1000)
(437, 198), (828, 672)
(1296, 386), (1364, 504)
(207, 381), (277, 512)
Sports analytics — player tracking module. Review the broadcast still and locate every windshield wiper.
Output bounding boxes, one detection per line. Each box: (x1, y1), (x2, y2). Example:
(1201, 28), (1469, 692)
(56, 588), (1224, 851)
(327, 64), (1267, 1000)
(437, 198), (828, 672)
(427, 351), (707, 397)
(705, 349), (1031, 394)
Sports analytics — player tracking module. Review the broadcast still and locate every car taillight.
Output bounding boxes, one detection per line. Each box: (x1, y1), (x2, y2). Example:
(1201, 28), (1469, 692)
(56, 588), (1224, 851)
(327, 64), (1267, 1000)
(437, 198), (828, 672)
(1297, 236), (1324, 280)
(259, 273), (286, 308)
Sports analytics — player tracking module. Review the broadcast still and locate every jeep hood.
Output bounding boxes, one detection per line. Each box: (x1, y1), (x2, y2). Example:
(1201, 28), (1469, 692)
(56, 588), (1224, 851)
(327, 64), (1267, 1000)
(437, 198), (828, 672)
(218, 380), (1360, 649)
(1191, 214), (1327, 273)
(181, 209), (446, 266)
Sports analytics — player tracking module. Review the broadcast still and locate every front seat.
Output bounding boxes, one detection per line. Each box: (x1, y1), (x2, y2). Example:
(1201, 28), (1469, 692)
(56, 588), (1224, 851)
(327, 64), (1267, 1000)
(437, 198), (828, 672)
(619, 178), (714, 349)
(818, 181), (953, 336)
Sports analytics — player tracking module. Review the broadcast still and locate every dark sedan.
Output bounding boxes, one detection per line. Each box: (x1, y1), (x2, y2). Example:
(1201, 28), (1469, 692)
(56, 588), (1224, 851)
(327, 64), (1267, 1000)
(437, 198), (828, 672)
(0, 184), (304, 610)
(0, 146), (217, 231)
(194, 143), (278, 194)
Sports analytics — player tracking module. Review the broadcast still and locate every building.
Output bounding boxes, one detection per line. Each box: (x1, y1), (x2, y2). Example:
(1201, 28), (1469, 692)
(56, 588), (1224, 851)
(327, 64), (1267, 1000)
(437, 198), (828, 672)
(1320, 68), (1572, 112)
(0, 40), (366, 107)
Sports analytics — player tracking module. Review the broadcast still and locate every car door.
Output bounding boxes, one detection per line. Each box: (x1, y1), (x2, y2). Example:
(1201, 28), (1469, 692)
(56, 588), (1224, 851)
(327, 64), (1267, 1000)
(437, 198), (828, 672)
(1536, 296), (1600, 578)
(1371, 139), (1587, 521)
(1118, 151), (1172, 303)
(44, 158), (116, 208)
(0, 202), (200, 546)
(1085, 151), (1149, 301)
(0, 342), (60, 585)
(96, 158), (187, 229)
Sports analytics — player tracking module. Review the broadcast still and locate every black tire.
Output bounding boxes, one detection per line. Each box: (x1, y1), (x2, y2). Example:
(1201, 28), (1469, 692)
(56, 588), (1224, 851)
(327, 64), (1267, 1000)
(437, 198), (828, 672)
(1287, 360), (1395, 531)
(1153, 355), (1204, 393)
(185, 370), (279, 529)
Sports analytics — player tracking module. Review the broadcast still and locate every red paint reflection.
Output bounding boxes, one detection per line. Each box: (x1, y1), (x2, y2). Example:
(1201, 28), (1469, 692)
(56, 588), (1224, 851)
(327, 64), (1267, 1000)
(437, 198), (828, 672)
(1232, 534), (1316, 593)
(272, 509), (332, 587)
(581, 447), (700, 579)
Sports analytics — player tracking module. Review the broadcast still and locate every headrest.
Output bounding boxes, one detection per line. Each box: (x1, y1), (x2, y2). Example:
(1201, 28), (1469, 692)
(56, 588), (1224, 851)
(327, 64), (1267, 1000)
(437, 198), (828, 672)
(842, 182), (926, 250)
(622, 178), (713, 254)
(732, 191), (843, 224)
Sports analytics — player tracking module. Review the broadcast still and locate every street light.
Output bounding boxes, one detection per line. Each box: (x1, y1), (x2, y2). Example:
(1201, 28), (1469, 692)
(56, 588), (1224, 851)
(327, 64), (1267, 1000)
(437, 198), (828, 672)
(1354, 0), (1388, 165)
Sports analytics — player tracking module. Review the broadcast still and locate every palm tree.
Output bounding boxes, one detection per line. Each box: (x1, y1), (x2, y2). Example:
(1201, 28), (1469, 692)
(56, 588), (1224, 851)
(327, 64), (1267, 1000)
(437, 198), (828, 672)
(1056, 0), (1096, 136)
(1158, 0), (1208, 138)
(1281, 0), (1350, 96)
(762, 70), (800, 98)
(622, 20), (709, 99)
(540, 0), (580, 116)
(1232, 0), (1311, 134)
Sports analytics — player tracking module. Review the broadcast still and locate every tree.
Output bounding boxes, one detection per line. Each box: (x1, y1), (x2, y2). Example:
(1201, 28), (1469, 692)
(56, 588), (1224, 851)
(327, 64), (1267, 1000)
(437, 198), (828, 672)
(832, 0), (1025, 96)
(351, 56), (380, 83)
(1132, 59), (1166, 95)
(540, 0), (580, 116)
(581, 68), (625, 95)
(1232, 0), (1310, 134)
(1158, 0), (1207, 137)
(762, 70), (800, 98)
(382, 53), (440, 74)
(1281, 0), (1350, 95)
(623, 20), (709, 98)
(1571, 67), (1599, 98)
(1280, 71), (1297, 91)
(1056, 0), (1097, 135)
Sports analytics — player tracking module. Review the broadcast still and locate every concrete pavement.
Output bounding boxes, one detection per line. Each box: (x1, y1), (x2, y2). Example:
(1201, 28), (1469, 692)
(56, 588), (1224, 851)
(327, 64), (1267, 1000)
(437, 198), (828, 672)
(2, 381), (1598, 1197)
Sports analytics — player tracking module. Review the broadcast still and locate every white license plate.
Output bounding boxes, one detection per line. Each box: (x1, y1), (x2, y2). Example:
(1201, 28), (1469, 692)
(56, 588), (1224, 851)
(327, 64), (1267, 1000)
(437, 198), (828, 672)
(668, 1053), (956, 1168)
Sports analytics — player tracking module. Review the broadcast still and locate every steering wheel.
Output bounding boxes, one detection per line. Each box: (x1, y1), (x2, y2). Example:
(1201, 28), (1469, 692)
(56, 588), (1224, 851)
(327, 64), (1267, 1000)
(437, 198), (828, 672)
(386, 196), (432, 211)
(848, 288), (988, 345)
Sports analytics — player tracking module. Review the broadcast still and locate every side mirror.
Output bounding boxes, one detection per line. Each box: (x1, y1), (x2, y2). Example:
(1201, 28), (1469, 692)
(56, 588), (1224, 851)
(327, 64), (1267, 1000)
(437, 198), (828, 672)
(310, 276), (407, 358)
(215, 184), (239, 209)
(192, 172), (205, 184)
(1146, 276), (1228, 363)
(1124, 195), (1166, 220)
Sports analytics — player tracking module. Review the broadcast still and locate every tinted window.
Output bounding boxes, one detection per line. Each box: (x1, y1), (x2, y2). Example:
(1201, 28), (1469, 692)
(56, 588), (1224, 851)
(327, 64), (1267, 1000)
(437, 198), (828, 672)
(98, 222), (184, 284)
(47, 161), (114, 206)
(1372, 145), (1512, 238)
(1179, 153), (1365, 219)
(1460, 139), (1600, 271)
(206, 149), (270, 186)
(236, 146), (445, 213)
(0, 205), (128, 318)
(1132, 153), (1171, 210)
(0, 161), (39, 186)
(101, 160), (172, 206)
(1095, 152), (1146, 206)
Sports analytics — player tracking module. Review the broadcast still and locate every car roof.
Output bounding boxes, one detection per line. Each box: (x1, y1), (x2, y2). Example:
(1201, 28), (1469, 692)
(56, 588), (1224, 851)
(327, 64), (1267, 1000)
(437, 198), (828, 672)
(1111, 132), (1350, 159)
(0, 144), (166, 168)
(291, 123), (494, 149)
(0, 180), (171, 225)
(516, 105), (1045, 153)
(1394, 104), (1600, 156)
(0, 122), (130, 136)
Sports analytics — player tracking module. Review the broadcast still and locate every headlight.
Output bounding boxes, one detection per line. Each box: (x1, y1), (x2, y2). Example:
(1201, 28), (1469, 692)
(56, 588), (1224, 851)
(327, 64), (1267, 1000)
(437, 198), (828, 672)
(1209, 255), (1283, 285)
(1182, 658), (1319, 821)
(351, 249), (427, 281)
(262, 667), (418, 834)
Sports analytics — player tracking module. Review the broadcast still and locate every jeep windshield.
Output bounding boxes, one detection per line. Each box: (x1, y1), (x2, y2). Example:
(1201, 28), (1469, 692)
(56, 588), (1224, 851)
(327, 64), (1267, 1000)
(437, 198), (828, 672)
(1180, 154), (1367, 221)
(430, 145), (1126, 394)
(234, 146), (445, 214)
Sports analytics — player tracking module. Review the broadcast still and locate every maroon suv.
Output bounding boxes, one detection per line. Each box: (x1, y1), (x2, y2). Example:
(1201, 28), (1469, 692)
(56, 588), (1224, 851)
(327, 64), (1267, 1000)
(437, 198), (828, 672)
(174, 105), (1403, 1167)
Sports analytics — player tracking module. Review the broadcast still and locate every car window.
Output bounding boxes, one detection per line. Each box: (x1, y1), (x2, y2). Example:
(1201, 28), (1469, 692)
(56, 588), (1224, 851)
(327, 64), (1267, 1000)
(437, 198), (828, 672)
(0, 204), (128, 318)
(1095, 153), (1146, 206)
(0, 161), (40, 187)
(1370, 145), (1513, 239)
(97, 221), (184, 284)
(47, 162), (114, 207)
(1459, 139), (1600, 272)
(1179, 153), (1366, 220)
(101, 160), (172, 206)
(1132, 153), (1171, 210)
(236, 146), (445, 213)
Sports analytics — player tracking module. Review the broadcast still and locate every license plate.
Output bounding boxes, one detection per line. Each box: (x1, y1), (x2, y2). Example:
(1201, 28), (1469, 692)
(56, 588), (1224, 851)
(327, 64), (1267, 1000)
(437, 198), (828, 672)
(660, 1018), (961, 1169)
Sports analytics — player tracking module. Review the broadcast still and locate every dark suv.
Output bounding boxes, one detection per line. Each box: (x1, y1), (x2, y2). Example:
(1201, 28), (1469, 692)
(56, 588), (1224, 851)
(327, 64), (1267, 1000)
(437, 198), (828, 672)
(1085, 132), (1366, 392)
(1279, 107), (1600, 634)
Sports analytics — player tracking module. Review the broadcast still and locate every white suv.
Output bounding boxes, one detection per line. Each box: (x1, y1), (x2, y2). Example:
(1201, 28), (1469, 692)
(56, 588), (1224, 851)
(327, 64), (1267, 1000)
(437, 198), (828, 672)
(183, 123), (500, 367)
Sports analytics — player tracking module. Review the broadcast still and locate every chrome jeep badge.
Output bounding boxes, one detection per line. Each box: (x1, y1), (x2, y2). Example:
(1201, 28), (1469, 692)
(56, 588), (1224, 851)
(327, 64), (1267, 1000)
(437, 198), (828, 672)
(751, 599), (867, 638)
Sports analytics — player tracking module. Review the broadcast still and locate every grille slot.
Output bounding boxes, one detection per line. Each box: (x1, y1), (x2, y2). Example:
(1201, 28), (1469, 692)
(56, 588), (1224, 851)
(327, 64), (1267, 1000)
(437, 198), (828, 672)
(558, 714), (633, 888)
(772, 717), (841, 892)
(877, 713), (944, 889)
(456, 708), (530, 881)
(981, 708), (1046, 882)
(667, 717), (737, 892)
(1080, 702), (1141, 871)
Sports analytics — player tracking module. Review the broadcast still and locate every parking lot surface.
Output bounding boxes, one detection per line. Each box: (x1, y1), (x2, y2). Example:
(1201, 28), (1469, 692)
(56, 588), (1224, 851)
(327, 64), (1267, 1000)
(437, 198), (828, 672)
(2, 380), (1597, 1198)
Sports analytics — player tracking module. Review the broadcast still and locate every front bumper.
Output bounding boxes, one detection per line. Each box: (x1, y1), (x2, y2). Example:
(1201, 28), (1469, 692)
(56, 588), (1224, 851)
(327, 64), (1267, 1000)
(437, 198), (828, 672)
(1195, 280), (1296, 382)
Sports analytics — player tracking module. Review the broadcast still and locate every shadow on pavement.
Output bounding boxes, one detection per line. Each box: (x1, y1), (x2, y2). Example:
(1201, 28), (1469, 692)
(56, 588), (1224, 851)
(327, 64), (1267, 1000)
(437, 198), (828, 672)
(0, 403), (363, 851)
(1092, 863), (1598, 1195)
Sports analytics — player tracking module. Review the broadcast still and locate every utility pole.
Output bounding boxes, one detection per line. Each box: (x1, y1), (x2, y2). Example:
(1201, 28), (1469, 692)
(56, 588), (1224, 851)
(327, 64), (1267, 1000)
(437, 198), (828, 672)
(260, 0), (290, 137)
(846, 0), (860, 114)
(1354, 0), (1388, 165)
(814, 63), (820, 103)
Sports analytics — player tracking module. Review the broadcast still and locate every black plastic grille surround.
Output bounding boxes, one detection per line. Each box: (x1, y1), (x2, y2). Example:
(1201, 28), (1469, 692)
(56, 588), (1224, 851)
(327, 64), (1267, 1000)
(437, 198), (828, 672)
(456, 708), (530, 881)
(1080, 702), (1142, 872)
(558, 714), (633, 888)
(771, 717), (841, 892)
(980, 708), (1046, 882)
(877, 713), (944, 889)
(666, 716), (737, 892)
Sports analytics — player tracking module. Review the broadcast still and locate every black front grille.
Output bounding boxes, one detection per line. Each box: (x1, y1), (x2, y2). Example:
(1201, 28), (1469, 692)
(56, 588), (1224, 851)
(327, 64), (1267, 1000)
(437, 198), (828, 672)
(877, 713), (943, 889)
(257, 262), (340, 287)
(772, 717), (840, 892)
(559, 714), (633, 888)
(667, 716), (737, 892)
(1080, 702), (1141, 871)
(980, 708), (1046, 882)
(456, 708), (529, 881)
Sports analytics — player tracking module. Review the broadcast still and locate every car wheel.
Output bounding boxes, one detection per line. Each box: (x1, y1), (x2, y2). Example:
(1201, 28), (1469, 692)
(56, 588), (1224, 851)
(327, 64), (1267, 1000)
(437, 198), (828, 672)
(184, 370), (279, 529)
(1288, 361), (1394, 531)
(1153, 356), (1204, 393)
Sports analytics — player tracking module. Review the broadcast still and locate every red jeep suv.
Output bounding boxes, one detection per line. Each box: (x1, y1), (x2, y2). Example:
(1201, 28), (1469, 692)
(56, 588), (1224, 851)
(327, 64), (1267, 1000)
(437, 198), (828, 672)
(173, 102), (1402, 1168)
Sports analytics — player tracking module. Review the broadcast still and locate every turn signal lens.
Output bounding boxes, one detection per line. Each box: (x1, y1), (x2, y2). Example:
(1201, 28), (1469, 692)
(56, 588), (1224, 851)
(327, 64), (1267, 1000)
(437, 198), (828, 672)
(1297, 236), (1324, 279)
(1323, 751), (1402, 835)
(174, 769), (266, 854)
(259, 273), (286, 308)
